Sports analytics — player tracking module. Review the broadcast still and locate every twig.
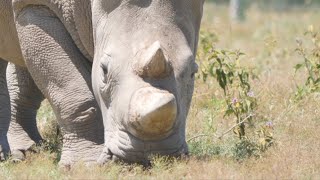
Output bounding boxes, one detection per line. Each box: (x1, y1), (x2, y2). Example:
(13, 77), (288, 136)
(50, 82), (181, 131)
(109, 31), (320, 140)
(217, 114), (253, 139)
(187, 114), (253, 142)
(187, 134), (218, 142)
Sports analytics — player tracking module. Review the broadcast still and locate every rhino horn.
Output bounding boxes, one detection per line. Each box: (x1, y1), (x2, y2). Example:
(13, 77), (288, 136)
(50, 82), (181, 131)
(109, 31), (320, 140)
(135, 41), (171, 78)
(128, 87), (177, 140)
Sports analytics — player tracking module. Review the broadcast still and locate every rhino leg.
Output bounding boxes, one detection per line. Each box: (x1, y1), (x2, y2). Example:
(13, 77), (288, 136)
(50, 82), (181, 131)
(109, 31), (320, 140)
(6, 63), (44, 162)
(15, 6), (104, 166)
(0, 59), (10, 161)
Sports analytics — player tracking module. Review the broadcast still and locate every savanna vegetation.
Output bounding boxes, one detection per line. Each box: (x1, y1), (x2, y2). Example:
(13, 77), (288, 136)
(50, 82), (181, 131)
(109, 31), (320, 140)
(1, 2), (319, 179)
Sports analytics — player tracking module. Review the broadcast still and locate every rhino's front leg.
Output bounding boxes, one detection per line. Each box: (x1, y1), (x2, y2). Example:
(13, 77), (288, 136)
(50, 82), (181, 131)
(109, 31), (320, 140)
(15, 6), (104, 166)
(6, 63), (44, 161)
(0, 59), (10, 161)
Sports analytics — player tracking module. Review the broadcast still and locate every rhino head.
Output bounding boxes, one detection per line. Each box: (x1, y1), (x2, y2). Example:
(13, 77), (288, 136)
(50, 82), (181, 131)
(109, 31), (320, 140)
(91, 0), (204, 163)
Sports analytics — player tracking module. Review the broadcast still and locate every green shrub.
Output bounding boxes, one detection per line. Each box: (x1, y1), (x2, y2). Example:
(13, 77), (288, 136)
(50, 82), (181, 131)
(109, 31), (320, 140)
(295, 25), (320, 100)
(190, 30), (274, 160)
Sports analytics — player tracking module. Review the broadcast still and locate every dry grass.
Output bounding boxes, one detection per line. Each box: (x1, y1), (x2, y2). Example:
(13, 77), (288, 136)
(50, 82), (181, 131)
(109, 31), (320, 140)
(1, 3), (320, 179)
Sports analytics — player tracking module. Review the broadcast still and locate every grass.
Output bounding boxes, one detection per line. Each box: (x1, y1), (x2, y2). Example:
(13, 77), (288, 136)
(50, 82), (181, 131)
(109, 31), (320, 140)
(1, 2), (320, 179)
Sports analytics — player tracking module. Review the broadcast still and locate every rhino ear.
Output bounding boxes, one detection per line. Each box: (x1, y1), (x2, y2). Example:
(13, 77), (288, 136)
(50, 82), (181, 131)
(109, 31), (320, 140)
(134, 41), (172, 78)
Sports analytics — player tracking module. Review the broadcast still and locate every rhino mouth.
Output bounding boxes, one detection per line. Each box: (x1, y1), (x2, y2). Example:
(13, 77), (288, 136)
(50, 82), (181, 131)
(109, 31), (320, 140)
(98, 128), (188, 164)
(97, 86), (185, 164)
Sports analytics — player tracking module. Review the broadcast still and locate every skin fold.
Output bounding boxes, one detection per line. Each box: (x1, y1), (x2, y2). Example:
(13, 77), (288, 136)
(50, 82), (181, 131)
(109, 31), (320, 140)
(0, 0), (204, 166)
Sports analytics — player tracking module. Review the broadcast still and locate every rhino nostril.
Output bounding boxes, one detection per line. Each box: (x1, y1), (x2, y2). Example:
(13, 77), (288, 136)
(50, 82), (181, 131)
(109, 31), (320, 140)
(128, 87), (177, 140)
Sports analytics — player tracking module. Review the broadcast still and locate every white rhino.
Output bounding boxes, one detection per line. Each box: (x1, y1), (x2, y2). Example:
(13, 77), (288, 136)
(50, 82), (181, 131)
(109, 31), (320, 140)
(0, 0), (204, 166)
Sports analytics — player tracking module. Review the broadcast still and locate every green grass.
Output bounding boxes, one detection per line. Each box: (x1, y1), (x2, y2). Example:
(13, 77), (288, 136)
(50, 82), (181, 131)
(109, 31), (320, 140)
(1, 3), (320, 179)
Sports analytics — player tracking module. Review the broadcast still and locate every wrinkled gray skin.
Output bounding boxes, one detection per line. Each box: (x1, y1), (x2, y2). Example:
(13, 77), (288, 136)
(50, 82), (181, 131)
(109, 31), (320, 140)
(0, 0), (204, 166)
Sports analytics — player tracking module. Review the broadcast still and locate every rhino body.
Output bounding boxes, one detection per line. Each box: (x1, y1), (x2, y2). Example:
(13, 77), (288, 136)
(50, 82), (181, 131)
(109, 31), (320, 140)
(0, 0), (204, 165)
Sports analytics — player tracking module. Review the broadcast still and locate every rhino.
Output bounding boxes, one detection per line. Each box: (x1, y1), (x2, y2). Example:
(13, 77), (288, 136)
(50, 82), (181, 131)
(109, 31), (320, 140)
(0, 0), (204, 166)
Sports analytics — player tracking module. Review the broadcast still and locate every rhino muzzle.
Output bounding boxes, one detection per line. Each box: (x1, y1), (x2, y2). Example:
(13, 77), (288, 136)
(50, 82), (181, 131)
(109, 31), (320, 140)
(128, 87), (177, 140)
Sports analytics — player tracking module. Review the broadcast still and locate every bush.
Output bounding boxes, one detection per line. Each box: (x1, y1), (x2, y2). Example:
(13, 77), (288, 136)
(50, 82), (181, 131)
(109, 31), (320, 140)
(189, 30), (274, 160)
(294, 25), (320, 100)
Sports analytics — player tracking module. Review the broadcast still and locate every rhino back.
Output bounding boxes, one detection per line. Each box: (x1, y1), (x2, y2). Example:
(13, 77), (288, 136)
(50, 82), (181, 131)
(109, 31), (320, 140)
(0, 0), (24, 66)
(0, 0), (94, 64)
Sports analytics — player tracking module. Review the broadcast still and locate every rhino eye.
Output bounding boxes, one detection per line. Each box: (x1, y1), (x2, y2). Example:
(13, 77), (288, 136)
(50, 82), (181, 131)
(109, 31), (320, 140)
(101, 61), (108, 75)
(100, 54), (112, 83)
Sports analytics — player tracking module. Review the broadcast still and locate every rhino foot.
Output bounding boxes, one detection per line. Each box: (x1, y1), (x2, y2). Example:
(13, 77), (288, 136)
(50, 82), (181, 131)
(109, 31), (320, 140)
(0, 137), (10, 161)
(0, 146), (9, 161)
(10, 149), (26, 163)
(97, 148), (113, 165)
